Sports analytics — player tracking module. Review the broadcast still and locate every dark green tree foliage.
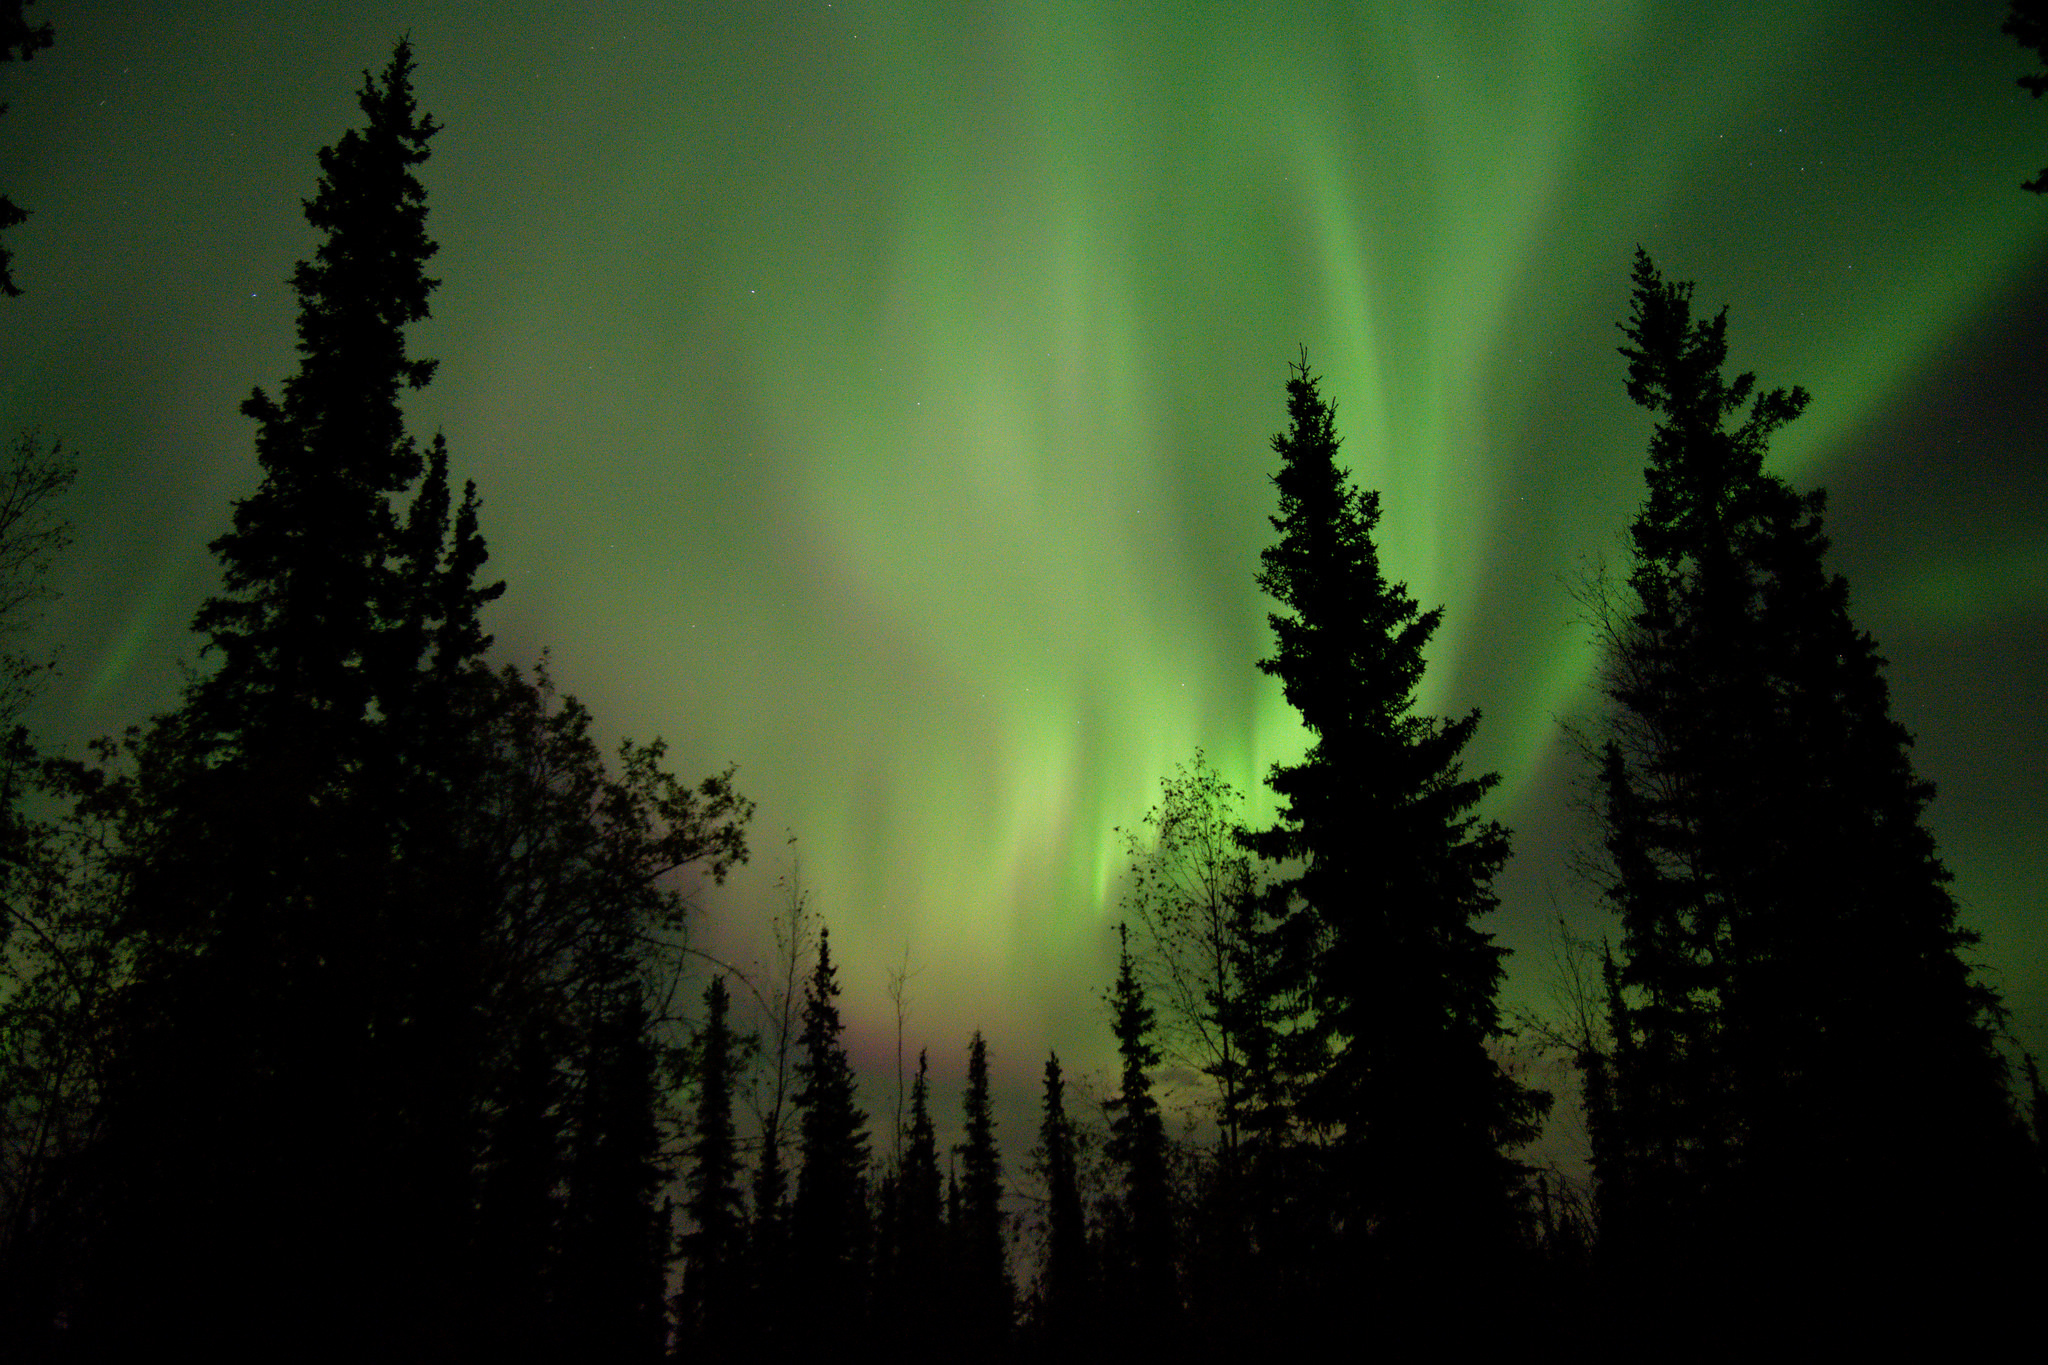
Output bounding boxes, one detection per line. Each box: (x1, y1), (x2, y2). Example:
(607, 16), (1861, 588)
(1589, 251), (2035, 1320)
(956, 1030), (1012, 1344)
(0, 192), (93, 1364)
(1034, 1051), (1092, 1345)
(452, 660), (748, 1349)
(0, 440), (78, 1249)
(0, 0), (53, 297)
(1243, 355), (1545, 1278)
(2008, 0), (2048, 191)
(0, 3), (47, 62)
(792, 925), (870, 1336)
(679, 975), (744, 1353)
(422, 661), (752, 1363)
(947, 1153), (963, 1216)
(0, 4), (47, 59)
(1102, 924), (1175, 1327)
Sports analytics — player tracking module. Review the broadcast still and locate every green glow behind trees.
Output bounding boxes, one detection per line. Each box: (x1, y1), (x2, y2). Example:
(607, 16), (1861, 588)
(0, 12), (2041, 1353)
(6, 4), (2045, 1064)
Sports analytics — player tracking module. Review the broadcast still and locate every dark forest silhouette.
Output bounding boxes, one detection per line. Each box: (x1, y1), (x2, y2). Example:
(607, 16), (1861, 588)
(5, 32), (2047, 1364)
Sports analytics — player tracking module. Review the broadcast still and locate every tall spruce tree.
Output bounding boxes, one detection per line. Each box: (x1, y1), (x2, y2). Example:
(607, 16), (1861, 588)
(1588, 252), (2036, 1324)
(1034, 1051), (1092, 1346)
(956, 1031), (1012, 1346)
(74, 44), (493, 1354)
(747, 1098), (791, 1341)
(1215, 877), (1316, 1326)
(1243, 353), (1545, 1288)
(679, 975), (744, 1353)
(791, 925), (870, 1339)
(891, 1048), (944, 1354)
(1103, 924), (1175, 1329)
(54, 45), (754, 1357)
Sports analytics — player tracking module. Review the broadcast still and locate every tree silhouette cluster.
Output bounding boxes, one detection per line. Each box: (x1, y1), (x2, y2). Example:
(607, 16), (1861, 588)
(0, 46), (752, 1360)
(2, 32), (2044, 1365)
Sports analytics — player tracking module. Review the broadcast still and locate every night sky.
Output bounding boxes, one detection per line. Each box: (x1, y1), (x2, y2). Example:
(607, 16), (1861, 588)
(5, 1), (2045, 1144)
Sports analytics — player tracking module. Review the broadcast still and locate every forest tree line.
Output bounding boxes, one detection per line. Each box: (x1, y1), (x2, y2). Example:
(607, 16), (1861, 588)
(5, 20), (2048, 1364)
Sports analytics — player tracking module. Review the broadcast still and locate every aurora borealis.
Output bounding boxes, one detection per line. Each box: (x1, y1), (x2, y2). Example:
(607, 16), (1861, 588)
(5, 0), (2045, 1132)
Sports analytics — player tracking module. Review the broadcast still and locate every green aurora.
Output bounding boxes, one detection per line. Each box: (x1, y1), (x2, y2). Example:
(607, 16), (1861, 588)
(5, 1), (2045, 1126)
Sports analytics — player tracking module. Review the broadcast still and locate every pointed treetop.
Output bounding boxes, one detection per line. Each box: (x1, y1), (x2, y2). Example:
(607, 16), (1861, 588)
(1252, 351), (1437, 751)
(1618, 250), (1810, 567)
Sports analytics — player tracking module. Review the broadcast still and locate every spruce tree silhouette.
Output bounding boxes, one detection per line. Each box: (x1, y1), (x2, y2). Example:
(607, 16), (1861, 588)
(469, 1009), (565, 1360)
(1587, 250), (2038, 1337)
(1242, 352), (1545, 1316)
(1117, 754), (1312, 1342)
(894, 1048), (945, 1357)
(957, 1030), (1012, 1347)
(442, 662), (747, 1359)
(1034, 1051), (1093, 1347)
(74, 44), (486, 1355)
(50, 44), (753, 1359)
(1102, 923), (1175, 1337)
(1214, 873), (1318, 1335)
(679, 975), (745, 1355)
(791, 925), (871, 1343)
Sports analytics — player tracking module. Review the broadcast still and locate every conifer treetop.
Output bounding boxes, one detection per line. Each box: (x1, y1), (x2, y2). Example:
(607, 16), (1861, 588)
(1617, 249), (1809, 571)
(1253, 352), (1437, 749)
(194, 39), (453, 753)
